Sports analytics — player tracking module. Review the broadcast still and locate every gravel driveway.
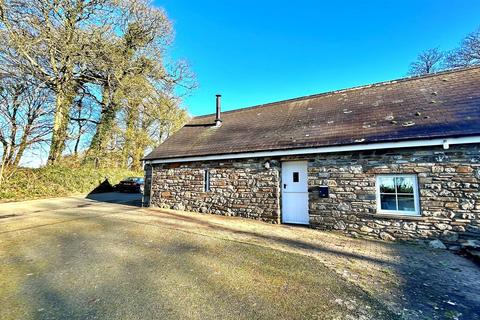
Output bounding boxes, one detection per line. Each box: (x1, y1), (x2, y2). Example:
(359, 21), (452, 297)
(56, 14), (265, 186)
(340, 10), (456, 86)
(0, 196), (478, 319)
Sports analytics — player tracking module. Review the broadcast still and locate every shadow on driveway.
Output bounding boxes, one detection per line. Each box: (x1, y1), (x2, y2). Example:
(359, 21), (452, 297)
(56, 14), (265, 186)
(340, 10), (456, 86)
(85, 192), (142, 207)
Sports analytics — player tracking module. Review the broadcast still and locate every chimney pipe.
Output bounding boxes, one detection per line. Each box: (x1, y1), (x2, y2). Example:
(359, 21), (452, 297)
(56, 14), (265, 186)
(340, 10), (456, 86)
(215, 94), (222, 126)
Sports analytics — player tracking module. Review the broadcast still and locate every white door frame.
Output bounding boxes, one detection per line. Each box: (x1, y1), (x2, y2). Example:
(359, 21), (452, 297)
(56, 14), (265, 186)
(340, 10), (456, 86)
(281, 161), (309, 224)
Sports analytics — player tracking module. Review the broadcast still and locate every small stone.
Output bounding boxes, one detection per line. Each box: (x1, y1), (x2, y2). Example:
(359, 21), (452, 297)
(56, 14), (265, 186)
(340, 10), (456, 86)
(466, 225), (480, 233)
(448, 245), (461, 251)
(461, 239), (480, 249)
(429, 240), (447, 249)
(173, 203), (185, 211)
(360, 226), (373, 233)
(445, 202), (459, 209)
(380, 232), (395, 241)
(456, 166), (473, 173)
(434, 223), (449, 231)
(334, 220), (346, 230)
(431, 166), (444, 173)
(438, 189), (453, 197)
(349, 165), (363, 174)
(402, 222), (416, 231)
(327, 180), (337, 187)
(441, 230), (459, 242)
(460, 202), (474, 210)
(475, 169), (480, 179)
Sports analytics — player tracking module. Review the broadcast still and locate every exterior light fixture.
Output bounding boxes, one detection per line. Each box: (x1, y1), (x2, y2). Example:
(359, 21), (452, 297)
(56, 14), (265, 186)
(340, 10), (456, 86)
(443, 139), (450, 150)
(264, 161), (271, 169)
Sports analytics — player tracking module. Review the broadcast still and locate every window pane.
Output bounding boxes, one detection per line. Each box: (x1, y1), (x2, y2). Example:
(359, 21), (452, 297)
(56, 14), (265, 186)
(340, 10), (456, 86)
(379, 177), (395, 193)
(293, 172), (299, 182)
(380, 194), (397, 210)
(395, 177), (414, 194)
(397, 195), (415, 212)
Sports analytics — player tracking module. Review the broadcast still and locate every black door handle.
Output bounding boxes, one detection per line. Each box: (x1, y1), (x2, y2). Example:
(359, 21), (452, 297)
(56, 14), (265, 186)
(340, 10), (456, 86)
(283, 183), (287, 189)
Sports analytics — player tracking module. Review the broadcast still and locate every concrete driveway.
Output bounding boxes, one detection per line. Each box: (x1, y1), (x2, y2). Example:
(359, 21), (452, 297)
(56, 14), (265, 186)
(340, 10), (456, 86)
(0, 192), (142, 216)
(0, 196), (478, 320)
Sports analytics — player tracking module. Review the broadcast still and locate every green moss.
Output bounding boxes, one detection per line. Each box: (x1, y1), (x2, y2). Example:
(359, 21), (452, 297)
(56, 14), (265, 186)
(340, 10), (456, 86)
(0, 165), (142, 201)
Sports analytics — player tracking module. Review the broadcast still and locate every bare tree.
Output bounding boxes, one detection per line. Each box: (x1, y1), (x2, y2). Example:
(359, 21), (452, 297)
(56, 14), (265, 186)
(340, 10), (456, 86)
(0, 76), (53, 168)
(0, 0), (120, 164)
(0, 0), (193, 169)
(446, 27), (480, 68)
(408, 48), (444, 76)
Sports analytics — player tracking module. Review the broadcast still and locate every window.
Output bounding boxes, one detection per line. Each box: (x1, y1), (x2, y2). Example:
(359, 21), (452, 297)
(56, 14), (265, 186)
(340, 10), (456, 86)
(204, 169), (210, 192)
(376, 175), (420, 215)
(293, 172), (299, 182)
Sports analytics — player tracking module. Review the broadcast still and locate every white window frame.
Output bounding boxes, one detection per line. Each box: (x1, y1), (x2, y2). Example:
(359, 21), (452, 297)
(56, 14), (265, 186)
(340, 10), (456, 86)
(375, 174), (420, 216)
(204, 169), (210, 192)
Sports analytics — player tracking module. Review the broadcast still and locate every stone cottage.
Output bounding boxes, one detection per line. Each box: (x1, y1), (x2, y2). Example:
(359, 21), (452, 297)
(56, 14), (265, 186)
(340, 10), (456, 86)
(143, 66), (480, 244)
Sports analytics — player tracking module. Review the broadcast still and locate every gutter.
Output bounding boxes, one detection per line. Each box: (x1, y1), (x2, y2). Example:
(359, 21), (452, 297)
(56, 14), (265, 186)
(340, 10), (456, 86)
(144, 135), (480, 165)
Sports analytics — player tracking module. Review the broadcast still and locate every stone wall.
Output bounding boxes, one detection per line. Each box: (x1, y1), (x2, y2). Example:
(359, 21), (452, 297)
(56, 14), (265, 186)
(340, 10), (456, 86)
(142, 164), (153, 207)
(146, 144), (480, 244)
(149, 159), (281, 223)
(304, 144), (480, 243)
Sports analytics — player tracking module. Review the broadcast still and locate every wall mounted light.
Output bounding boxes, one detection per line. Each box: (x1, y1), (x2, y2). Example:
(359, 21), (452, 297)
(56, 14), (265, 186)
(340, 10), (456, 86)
(264, 161), (271, 169)
(443, 139), (450, 150)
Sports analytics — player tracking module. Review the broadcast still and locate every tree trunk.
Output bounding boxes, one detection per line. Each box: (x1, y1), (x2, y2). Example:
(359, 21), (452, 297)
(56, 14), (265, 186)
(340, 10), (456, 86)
(73, 134), (81, 156)
(123, 104), (148, 172)
(11, 123), (31, 167)
(2, 140), (15, 166)
(86, 89), (119, 166)
(122, 105), (138, 169)
(0, 143), (11, 184)
(88, 106), (117, 155)
(130, 140), (145, 171)
(47, 89), (75, 164)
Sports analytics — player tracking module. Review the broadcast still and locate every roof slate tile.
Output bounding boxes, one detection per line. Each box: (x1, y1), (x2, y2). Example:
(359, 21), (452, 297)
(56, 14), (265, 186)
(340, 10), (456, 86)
(145, 67), (480, 160)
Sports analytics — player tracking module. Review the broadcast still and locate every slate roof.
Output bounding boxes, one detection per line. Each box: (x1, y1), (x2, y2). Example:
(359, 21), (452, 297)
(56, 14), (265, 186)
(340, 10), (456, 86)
(145, 66), (480, 160)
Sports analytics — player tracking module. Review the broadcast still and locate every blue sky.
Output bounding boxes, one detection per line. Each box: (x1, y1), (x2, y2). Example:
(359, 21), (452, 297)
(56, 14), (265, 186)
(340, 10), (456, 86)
(158, 0), (480, 116)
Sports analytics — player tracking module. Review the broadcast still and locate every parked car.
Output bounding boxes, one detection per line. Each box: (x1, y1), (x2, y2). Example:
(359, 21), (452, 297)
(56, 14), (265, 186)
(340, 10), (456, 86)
(117, 177), (144, 193)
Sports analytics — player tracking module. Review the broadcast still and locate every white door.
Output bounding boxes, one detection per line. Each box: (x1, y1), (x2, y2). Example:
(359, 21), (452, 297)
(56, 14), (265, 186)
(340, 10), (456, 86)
(281, 161), (309, 224)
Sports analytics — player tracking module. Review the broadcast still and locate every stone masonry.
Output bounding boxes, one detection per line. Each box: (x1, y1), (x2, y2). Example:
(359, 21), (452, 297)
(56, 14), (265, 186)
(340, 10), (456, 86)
(149, 159), (281, 223)
(147, 144), (480, 244)
(305, 144), (480, 243)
